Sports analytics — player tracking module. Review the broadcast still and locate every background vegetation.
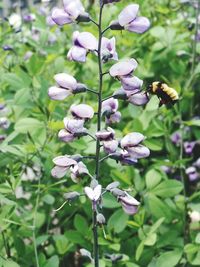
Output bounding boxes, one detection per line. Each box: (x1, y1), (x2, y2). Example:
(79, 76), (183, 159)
(0, 0), (200, 266)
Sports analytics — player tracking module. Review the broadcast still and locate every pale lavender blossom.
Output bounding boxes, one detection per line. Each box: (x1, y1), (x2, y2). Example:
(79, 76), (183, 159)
(67, 31), (97, 62)
(70, 104), (94, 120)
(120, 132), (150, 160)
(186, 166), (199, 182)
(48, 73), (78, 100)
(101, 37), (118, 62)
(51, 0), (89, 26)
(0, 117), (10, 129)
(184, 141), (196, 154)
(109, 59), (138, 78)
(58, 118), (87, 143)
(118, 193), (140, 215)
(95, 128), (115, 141)
(70, 161), (89, 183)
(103, 139), (119, 154)
(105, 111), (121, 124)
(112, 4), (150, 34)
(128, 91), (149, 106)
(23, 14), (36, 23)
(171, 131), (181, 145)
(84, 184), (102, 202)
(121, 76), (143, 91)
(51, 155), (77, 178)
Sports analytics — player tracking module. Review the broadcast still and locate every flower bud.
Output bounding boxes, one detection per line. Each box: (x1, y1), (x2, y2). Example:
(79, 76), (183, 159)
(106, 181), (120, 191)
(97, 213), (106, 225)
(110, 20), (124, 30)
(64, 191), (80, 201)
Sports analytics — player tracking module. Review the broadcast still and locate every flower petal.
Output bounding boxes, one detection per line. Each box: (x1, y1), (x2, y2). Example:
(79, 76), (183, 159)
(121, 202), (138, 215)
(63, 118), (85, 134)
(128, 91), (149, 106)
(127, 145), (150, 159)
(67, 46), (87, 63)
(118, 4), (139, 27)
(109, 59), (138, 77)
(70, 104), (94, 119)
(51, 166), (68, 178)
(84, 186), (95, 200)
(121, 132), (145, 148)
(76, 32), (98, 50)
(51, 7), (72, 25)
(126, 16), (150, 34)
(53, 155), (77, 167)
(103, 140), (119, 154)
(58, 129), (75, 142)
(48, 86), (72, 100)
(93, 185), (102, 201)
(121, 76), (143, 91)
(54, 73), (77, 90)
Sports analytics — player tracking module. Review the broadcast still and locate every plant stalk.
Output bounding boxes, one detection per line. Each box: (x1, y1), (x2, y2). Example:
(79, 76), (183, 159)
(92, 2), (104, 267)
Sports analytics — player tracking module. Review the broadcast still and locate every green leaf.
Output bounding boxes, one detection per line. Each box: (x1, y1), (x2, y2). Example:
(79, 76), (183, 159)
(135, 241), (144, 261)
(53, 235), (69, 255)
(195, 233), (200, 244)
(108, 209), (128, 233)
(145, 169), (162, 190)
(74, 214), (88, 233)
(44, 256), (59, 267)
(144, 233), (157, 246)
(155, 249), (182, 267)
(0, 259), (20, 267)
(146, 194), (172, 222)
(151, 180), (183, 198)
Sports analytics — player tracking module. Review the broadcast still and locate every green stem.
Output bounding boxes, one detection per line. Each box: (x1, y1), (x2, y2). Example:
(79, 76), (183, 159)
(93, 2), (104, 266)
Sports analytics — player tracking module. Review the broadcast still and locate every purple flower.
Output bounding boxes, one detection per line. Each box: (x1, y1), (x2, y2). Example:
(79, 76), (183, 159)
(48, 73), (78, 100)
(103, 139), (119, 154)
(118, 193), (140, 215)
(2, 45), (13, 51)
(0, 117), (10, 129)
(128, 91), (149, 106)
(105, 111), (121, 124)
(102, 98), (118, 113)
(84, 184), (102, 202)
(186, 166), (199, 182)
(121, 132), (145, 148)
(70, 104), (94, 120)
(46, 15), (56, 26)
(23, 14), (36, 23)
(184, 141), (196, 154)
(70, 161), (89, 183)
(51, 155), (77, 178)
(117, 4), (150, 34)
(101, 37), (118, 62)
(121, 76), (143, 91)
(120, 132), (150, 160)
(58, 118), (87, 143)
(95, 128), (115, 141)
(51, 0), (88, 26)
(171, 131), (181, 145)
(109, 59), (138, 78)
(67, 31), (97, 62)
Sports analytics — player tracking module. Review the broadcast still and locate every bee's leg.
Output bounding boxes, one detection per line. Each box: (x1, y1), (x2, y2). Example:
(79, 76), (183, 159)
(159, 100), (163, 107)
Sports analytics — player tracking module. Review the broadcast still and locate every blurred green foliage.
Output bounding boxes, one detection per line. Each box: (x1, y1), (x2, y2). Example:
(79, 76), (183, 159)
(0, 0), (200, 266)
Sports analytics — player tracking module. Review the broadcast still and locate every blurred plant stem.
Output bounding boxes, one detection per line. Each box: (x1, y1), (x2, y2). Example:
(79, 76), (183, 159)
(1, 231), (10, 258)
(191, 0), (200, 74)
(32, 175), (41, 267)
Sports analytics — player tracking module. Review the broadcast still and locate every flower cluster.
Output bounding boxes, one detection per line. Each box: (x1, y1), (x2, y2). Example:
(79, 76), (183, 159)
(48, 1), (151, 264)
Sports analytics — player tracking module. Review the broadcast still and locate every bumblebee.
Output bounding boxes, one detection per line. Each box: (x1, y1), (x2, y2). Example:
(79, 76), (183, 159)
(148, 81), (179, 107)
